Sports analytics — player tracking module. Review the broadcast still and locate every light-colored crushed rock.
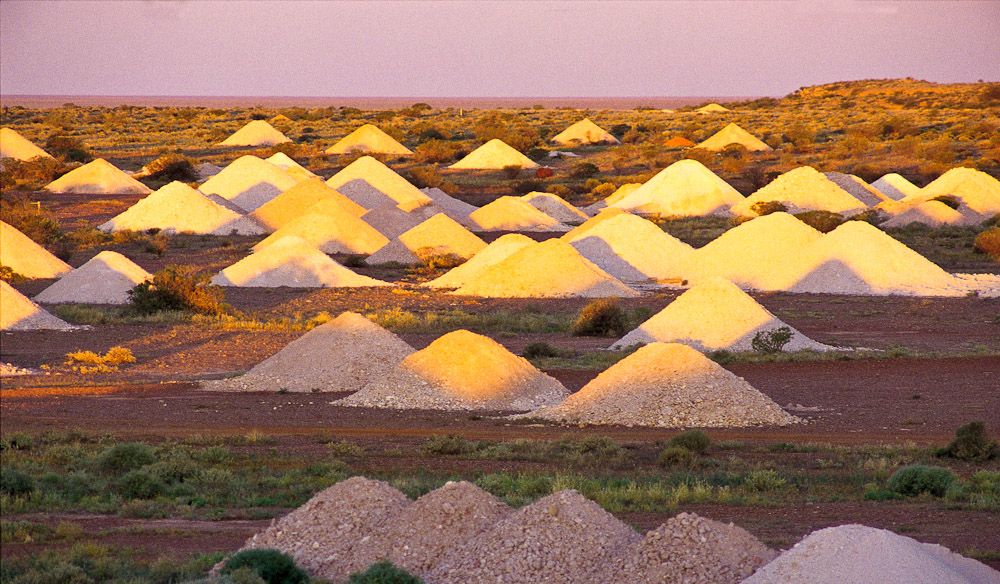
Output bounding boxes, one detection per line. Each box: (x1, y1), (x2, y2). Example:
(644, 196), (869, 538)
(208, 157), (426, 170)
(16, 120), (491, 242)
(365, 213), (486, 266)
(449, 138), (539, 170)
(352, 481), (512, 579)
(742, 524), (1000, 584)
(1, 127), (54, 160)
(525, 343), (800, 428)
(696, 123), (771, 152)
(423, 233), (535, 289)
(99, 181), (266, 236)
(521, 192), (588, 224)
(218, 120), (291, 147)
(361, 202), (424, 239)
(468, 196), (570, 232)
(919, 167), (1000, 218)
(265, 152), (318, 181)
(605, 512), (776, 584)
(1, 280), (77, 331)
(238, 477), (411, 583)
(421, 188), (479, 219)
(882, 200), (974, 228)
(550, 118), (620, 145)
(730, 166), (868, 217)
(611, 159), (745, 217)
(325, 124), (413, 155)
(199, 155), (301, 213)
(325, 156), (431, 210)
(338, 329), (569, 411)
(44, 158), (152, 195)
(1, 220), (71, 279)
(871, 173), (920, 200)
(205, 312), (414, 392)
(1, 362), (40, 376)
(563, 207), (627, 236)
(34, 251), (151, 305)
(429, 489), (641, 584)
(253, 199), (389, 255)
(249, 178), (365, 231)
(823, 172), (890, 207)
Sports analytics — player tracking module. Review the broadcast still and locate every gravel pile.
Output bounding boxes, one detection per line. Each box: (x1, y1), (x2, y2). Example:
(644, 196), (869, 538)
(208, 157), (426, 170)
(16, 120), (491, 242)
(360, 202), (424, 239)
(731, 166), (868, 216)
(525, 343), (799, 428)
(521, 192), (588, 224)
(449, 138), (538, 170)
(468, 196), (569, 232)
(882, 200), (970, 228)
(99, 181), (266, 236)
(1, 220), (72, 279)
(1, 362), (40, 376)
(253, 198), (389, 254)
(1, 280), (77, 331)
(325, 156), (431, 211)
(248, 178), (366, 232)
(423, 233), (535, 289)
(610, 159), (745, 217)
(218, 120), (291, 147)
(428, 489), (641, 584)
(606, 512), (776, 584)
(871, 173), (920, 200)
(338, 329), (569, 411)
(823, 172), (888, 207)
(365, 213), (486, 266)
(44, 158), (152, 195)
(206, 312), (414, 392)
(743, 524), (1000, 584)
(199, 155), (301, 213)
(35, 251), (151, 305)
(239, 476), (411, 583)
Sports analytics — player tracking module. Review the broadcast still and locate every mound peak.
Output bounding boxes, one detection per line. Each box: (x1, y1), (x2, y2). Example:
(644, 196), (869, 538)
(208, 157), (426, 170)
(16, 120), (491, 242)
(99, 181), (266, 235)
(872, 173), (921, 200)
(198, 155), (301, 212)
(696, 123), (771, 152)
(450, 139), (539, 170)
(1, 127), (54, 160)
(35, 251), (151, 305)
(44, 159), (152, 195)
(264, 152), (318, 181)
(564, 212), (693, 283)
(468, 196), (570, 231)
(611, 159), (744, 217)
(248, 178), (365, 232)
(731, 166), (869, 217)
(325, 124), (413, 155)
(0, 220), (71, 279)
(218, 120), (291, 147)
(326, 156), (430, 210)
(521, 191), (588, 224)
(1, 281), (76, 331)
(550, 118), (620, 145)
(365, 213), (486, 265)
(423, 233), (535, 289)
(254, 198), (389, 255)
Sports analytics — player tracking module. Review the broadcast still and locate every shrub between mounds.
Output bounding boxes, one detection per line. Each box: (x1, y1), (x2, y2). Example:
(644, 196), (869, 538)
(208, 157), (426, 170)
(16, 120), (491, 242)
(973, 228), (1000, 260)
(222, 549), (308, 584)
(886, 464), (956, 497)
(128, 265), (227, 316)
(751, 326), (793, 353)
(571, 297), (629, 337)
(937, 420), (998, 461)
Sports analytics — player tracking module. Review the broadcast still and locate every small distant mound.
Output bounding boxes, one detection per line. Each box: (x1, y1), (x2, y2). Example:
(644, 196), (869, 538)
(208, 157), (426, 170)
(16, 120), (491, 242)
(264, 152), (318, 181)
(731, 167), (868, 217)
(611, 159), (744, 217)
(453, 239), (639, 298)
(882, 200), (970, 228)
(0, 220), (71, 279)
(664, 136), (696, 148)
(612, 277), (833, 352)
(450, 138), (539, 170)
(217, 120), (291, 147)
(429, 489), (640, 584)
(338, 329), (569, 411)
(743, 524), (1000, 584)
(199, 155), (301, 212)
(696, 103), (731, 113)
(423, 233), (536, 289)
(34, 251), (150, 305)
(872, 173), (921, 200)
(468, 196), (570, 231)
(365, 213), (486, 265)
(823, 172), (889, 207)
(1, 281), (76, 331)
(254, 198), (389, 255)
(360, 202), (425, 239)
(44, 159), (151, 195)
(248, 178), (365, 232)
(528, 343), (799, 428)
(607, 512), (776, 584)
(1, 127), (54, 160)
(212, 236), (391, 288)
(550, 118), (621, 145)
(209, 312), (414, 392)
(521, 192), (588, 224)
(696, 123), (771, 152)
(99, 181), (266, 235)
(422, 187), (479, 219)
(564, 212), (693, 283)
(237, 477), (411, 583)
(325, 124), (413, 155)
(326, 156), (430, 210)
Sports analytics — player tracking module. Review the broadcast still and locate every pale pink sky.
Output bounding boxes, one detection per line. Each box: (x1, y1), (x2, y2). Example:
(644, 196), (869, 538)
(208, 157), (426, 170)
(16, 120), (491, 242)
(1, 1), (997, 97)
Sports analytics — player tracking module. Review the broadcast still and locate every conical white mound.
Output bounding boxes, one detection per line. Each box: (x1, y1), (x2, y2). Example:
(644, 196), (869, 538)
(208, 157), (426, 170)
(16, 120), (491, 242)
(1, 281), (76, 330)
(564, 213), (693, 283)
(762, 221), (964, 296)
(339, 329), (569, 411)
(604, 511), (776, 584)
(1, 127), (54, 160)
(34, 251), (150, 305)
(611, 159), (745, 217)
(611, 278), (834, 352)
(522, 192), (588, 224)
(264, 152), (318, 181)
(210, 312), (414, 392)
(696, 103), (731, 113)
(212, 236), (391, 288)
(0, 221), (71, 279)
(696, 123), (772, 152)
(882, 200), (970, 228)
(450, 139), (539, 170)
(454, 239), (639, 298)
(528, 343), (799, 427)
(198, 155), (301, 213)
(238, 477), (411, 583)
(218, 120), (291, 147)
(254, 198), (389, 255)
(248, 178), (365, 232)
(99, 181), (266, 235)
(872, 173), (921, 200)
(731, 167), (869, 217)
(326, 156), (431, 210)
(469, 196), (570, 231)
(44, 159), (151, 195)
(428, 489), (640, 584)
(918, 167), (1000, 218)
(742, 524), (1000, 584)
(685, 212), (824, 289)
(365, 213), (486, 265)
(325, 124), (413, 155)
(823, 172), (890, 207)
(550, 118), (620, 145)
(423, 233), (536, 289)
(360, 203), (424, 239)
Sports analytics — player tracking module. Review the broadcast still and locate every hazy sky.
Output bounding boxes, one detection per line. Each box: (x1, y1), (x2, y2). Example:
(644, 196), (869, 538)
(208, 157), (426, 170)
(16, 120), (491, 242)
(1, 0), (998, 97)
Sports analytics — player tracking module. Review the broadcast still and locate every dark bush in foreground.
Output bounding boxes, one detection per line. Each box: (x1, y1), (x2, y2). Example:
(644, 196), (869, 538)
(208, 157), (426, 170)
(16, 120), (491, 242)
(887, 465), (955, 497)
(117, 469), (164, 499)
(937, 421), (998, 461)
(571, 297), (629, 337)
(128, 265), (227, 315)
(222, 549), (308, 584)
(668, 430), (712, 454)
(144, 153), (197, 182)
(793, 210), (845, 233)
(98, 442), (157, 475)
(1, 468), (35, 496)
(349, 560), (424, 584)
(973, 228), (1000, 260)
(751, 326), (793, 353)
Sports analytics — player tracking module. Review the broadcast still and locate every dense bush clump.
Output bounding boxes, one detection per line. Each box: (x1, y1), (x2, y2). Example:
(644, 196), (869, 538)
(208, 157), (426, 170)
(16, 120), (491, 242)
(887, 465), (955, 497)
(128, 265), (227, 315)
(348, 560), (425, 584)
(222, 549), (309, 584)
(668, 430), (712, 454)
(406, 166), (443, 188)
(571, 297), (629, 337)
(44, 135), (92, 162)
(972, 228), (1000, 260)
(1, 468), (35, 496)
(751, 326), (793, 353)
(750, 201), (788, 216)
(523, 342), (573, 359)
(794, 210), (845, 233)
(937, 421), (998, 461)
(98, 442), (156, 475)
(117, 469), (164, 499)
(0, 192), (63, 244)
(143, 153), (197, 182)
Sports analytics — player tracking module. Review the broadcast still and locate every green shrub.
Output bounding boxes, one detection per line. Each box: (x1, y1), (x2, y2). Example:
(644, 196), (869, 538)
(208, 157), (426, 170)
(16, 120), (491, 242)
(406, 166), (443, 189)
(571, 162), (600, 178)
(751, 326), (793, 353)
(0, 192), (63, 244)
(0, 468), (35, 496)
(668, 430), (712, 454)
(973, 228), (1000, 260)
(887, 465), (955, 497)
(849, 208), (887, 226)
(413, 140), (463, 164)
(45, 135), (92, 162)
(743, 469), (787, 492)
(128, 265), (227, 315)
(750, 201), (788, 216)
(97, 442), (156, 475)
(938, 421), (998, 461)
(502, 164), (522, 179)
(931, 194), (960, 210)
(657, 446), (694, 468)
(421, 434), (475, 456)
(793, 210), (845, 233)
(222, 549), (308, 584)
(143, 153), (197, 182)
(522, 342), (573, 359)
(571, 297), (629, 337)
(117, 470), (164, 499)
(348, 560), (424, 584)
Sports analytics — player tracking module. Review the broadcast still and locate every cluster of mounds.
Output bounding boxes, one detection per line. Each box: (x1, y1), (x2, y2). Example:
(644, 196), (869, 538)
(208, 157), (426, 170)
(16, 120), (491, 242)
(100, 181), (267, 235)
(226, 477), (998, 584)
